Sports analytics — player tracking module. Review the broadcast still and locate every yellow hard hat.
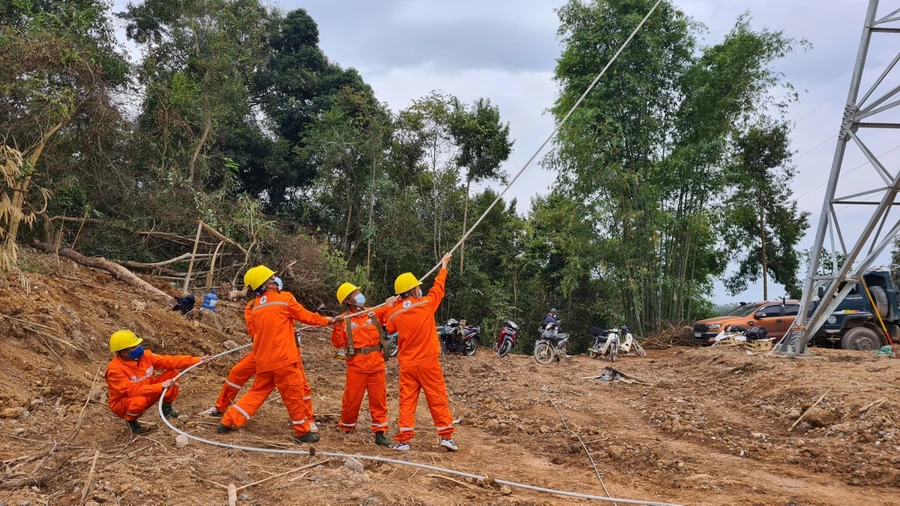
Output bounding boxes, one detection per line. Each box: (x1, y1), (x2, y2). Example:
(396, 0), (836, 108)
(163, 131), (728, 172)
(244, 265), (276, 291)
(110, 330), (142, 352)
(394, 272), (421, 295)
(336, 282), (359, 304)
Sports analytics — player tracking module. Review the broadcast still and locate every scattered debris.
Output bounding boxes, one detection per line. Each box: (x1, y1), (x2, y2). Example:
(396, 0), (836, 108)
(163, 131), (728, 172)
(588, 366), (651, 385)
(175, 435), (190, 448)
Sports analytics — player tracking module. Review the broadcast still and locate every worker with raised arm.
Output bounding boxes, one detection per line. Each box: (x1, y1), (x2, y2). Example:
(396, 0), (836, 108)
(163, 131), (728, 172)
(385, 253), (458, 452)
(218, 265), (335, 443)
(331, 282), (397, 447)
(105, 330), (208, 434)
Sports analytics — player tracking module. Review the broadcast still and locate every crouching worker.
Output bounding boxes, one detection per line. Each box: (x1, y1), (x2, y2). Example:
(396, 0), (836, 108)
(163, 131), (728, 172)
(331, 282), (396, 447)
(105, 330), (208, 434)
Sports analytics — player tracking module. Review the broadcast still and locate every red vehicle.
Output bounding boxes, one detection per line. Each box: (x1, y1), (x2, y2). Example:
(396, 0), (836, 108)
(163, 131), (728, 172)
(496, 320), (519, 358)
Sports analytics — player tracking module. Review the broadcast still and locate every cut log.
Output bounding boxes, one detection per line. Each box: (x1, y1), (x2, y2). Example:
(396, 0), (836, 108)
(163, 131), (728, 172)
(32, 242), (175, 305)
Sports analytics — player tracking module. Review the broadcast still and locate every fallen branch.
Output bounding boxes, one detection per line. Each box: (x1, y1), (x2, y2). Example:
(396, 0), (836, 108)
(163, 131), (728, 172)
(790, 388), (832, 431)
(860, 398), (888, 417)
(31, 242), (175, 305)
(427, 473), (487, 492)
(116, 253), (213, 270)
(201, 221), (248, 256)
(227, 483), (237, 506)
(79, 450), (99, 505)
(235, 459), (328, 491)
(67, 366), (103, 442)
(286, 470), (314, 483)
(194, 477), (228, 489)
(1, 315), (89, 359)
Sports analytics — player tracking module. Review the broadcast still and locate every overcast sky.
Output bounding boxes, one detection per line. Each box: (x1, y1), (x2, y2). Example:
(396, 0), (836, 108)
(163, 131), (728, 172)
(115, 0), (900, 304)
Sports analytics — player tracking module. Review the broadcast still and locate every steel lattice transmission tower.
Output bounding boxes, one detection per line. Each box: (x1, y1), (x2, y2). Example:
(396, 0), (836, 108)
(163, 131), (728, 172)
(778, 0), (900, 355)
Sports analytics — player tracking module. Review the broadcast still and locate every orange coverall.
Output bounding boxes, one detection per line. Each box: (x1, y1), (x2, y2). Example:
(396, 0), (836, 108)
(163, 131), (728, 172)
(384, 268), (454, 443)
(105, 350), (200, 421)
(220, 289), (329, 436)
(214, 301), (315, 417)
(330, 306), (390, 433)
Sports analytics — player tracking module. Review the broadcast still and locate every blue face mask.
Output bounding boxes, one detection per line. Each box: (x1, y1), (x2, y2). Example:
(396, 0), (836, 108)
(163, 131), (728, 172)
(128, 345), (144, 360)
(274, 277), (283, 291)
(353, 293), (366, 306)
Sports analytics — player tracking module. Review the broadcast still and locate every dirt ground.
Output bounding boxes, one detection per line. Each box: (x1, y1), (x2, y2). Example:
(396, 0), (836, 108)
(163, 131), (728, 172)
(3, 251), (900, 506)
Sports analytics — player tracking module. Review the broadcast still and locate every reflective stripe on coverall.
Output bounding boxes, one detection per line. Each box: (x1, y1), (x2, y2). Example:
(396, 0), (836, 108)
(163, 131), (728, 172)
(214, 350), (316, 418)
(331, 306), (390, 433)
(105, 350), (199, 421)
(220, 289), (328, 436)
(385, 268), (454, 442)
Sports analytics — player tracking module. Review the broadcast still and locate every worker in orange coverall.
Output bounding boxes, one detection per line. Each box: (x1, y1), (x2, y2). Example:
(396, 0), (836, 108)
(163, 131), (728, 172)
(331, 282), (397, 447)
(105, 329), (209, 434)
(217, 265), (335, 443)
(207, 299), (320, 433)
(385, 253), (458, 452)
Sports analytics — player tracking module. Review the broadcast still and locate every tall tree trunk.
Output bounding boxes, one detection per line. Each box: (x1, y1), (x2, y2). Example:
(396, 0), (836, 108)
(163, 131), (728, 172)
(343, 198), (354, 258)
(460, 178), (471, 272)
(188, 68), (212, 185)
(366, 150), (378, 281)
(7, 119), (67, 249)
(430, 136), (441, 263)
(759, 191), (768, 300)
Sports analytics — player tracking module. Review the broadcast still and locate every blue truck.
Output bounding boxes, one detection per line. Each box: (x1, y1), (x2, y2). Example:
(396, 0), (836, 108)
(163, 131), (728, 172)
(809, 267), (898, 351)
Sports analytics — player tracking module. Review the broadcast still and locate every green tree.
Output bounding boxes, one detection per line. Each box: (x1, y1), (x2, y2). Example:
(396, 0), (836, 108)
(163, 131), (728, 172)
(447, 98), (513, 272)
(121, 0), (270, 188)
(723, 122), (810, 299)
(549, 0), (805, 332)
(0, 0), (128, 250)
(250, 9), (373, 209)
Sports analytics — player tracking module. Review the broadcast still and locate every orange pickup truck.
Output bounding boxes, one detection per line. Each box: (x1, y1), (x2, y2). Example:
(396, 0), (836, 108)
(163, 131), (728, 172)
(692, 300), (800, 344)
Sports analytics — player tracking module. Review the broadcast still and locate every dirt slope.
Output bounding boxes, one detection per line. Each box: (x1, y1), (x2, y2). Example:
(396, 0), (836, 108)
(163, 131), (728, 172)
(2, 251), (900, 505)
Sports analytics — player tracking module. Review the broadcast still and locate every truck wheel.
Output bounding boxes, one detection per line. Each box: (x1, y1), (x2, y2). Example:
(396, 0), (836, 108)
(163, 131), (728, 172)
(869, 285), (889, 319)
(841, 327), (883, 351)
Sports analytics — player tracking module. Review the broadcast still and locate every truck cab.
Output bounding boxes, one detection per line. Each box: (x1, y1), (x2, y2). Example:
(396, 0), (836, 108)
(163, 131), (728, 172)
(811, 268), (900, 350)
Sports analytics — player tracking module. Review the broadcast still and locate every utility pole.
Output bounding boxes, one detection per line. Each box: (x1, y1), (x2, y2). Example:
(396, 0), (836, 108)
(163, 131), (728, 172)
(777, 0), (900, 355)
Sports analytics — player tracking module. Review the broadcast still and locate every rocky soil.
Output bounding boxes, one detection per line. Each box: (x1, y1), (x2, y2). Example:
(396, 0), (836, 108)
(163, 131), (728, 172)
(2, 250), (900, 505)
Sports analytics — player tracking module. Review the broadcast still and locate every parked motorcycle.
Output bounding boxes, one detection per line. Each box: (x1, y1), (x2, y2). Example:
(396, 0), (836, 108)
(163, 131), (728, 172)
(437, 318), (480, 356)
(382, 332), (399, 360)
(533, 321), (569, 365)
(496, 319), (519, 358)
(589, 326), (645, 361)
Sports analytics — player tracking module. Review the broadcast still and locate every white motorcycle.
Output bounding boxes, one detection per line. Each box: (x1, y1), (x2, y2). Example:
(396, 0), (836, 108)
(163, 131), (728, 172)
(589, 326), (645, 361)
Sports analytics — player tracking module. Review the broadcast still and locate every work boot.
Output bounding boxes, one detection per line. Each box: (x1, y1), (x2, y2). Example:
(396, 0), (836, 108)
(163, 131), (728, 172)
(293, 432), (320, 444)
(393, 442), (410, 451)
(375, 431), (390, 447)
(127, 420), (146, 434)
(217, 423), (234, 434)
(161, 402), (180, 419)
